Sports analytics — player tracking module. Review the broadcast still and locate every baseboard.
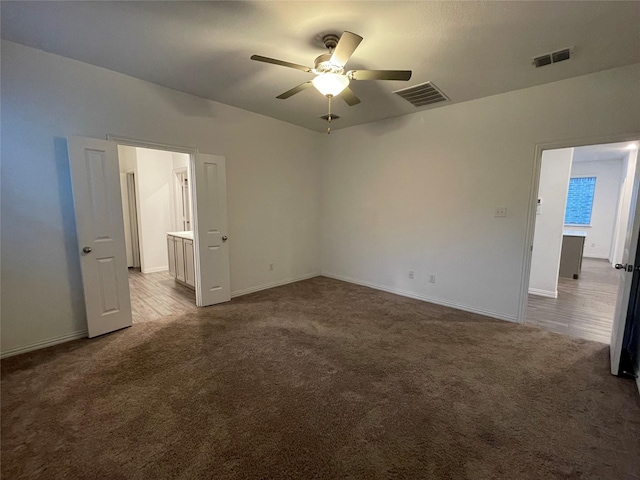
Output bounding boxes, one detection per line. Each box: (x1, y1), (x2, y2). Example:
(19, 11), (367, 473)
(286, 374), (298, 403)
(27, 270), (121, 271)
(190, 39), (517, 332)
(231, 271), (321, 298)
(142, 266), (169, 274)
(582, 254), (609, 260)
(1, 330), (88, 359)
(528, 288), (558, 298)
(321, 272), (517, 323)
(636, 376), (640, 399)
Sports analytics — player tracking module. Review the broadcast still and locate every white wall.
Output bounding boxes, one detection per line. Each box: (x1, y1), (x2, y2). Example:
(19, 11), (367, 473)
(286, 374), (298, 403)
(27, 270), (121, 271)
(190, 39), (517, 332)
(320, 63), (640, 322)
(564, 159), (623, 260)
(134, 147), (174, 273)
(529, 148), (574, 297)
(1, 41), (321, 356)
(172, 152), (189, 170)
(612, 149), (638, 265)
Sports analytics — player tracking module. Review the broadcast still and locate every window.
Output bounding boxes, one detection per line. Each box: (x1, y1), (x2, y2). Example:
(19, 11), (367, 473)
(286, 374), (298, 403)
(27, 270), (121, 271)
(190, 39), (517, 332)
(564, 176), (596, 225)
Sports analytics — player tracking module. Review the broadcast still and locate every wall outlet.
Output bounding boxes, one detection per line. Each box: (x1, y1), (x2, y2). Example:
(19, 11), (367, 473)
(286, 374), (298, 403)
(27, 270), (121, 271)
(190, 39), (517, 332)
(408, 270), (414, 279)
(494, 206), (507, 218)
(429, 274), (436, 284)
(590, 243), (595, 248)
(269, 263), (274, 271)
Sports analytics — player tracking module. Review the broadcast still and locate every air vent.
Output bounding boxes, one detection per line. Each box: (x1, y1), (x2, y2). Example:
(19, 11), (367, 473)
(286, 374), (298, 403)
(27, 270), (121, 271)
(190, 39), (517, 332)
(552, 48), (571, 63)
(533, 54), (552, 68)
(393, 82), (449, 107)
(319, 114), (340, 121)
(533, 47), (573, 67)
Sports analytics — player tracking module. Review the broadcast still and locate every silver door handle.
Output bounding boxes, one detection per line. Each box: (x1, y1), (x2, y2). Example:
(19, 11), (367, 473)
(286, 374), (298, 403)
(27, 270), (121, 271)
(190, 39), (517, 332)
(615, 263), (634, 272)
(222, 235), (228, 241)
(82, 246), (92, 254)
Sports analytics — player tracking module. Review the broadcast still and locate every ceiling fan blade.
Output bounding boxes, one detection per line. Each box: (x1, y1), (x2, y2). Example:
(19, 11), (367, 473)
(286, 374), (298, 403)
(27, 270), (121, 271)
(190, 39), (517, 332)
(276, 81), (313, 99)
(251, 55), (312, 73)
(330, 31), (363, 67)
(339, 87), (361, 106)
(348, 70), (412, 81)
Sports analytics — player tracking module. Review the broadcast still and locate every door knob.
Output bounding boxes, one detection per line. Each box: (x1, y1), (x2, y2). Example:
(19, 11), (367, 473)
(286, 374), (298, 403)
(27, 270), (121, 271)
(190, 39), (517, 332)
(222, 235), (228, 241)
(82, 246), (92, 254)
(615, 263), (634, 272)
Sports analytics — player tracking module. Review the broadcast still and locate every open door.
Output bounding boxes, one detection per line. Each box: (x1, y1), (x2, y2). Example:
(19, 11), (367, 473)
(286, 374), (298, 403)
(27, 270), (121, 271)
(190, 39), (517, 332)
(192, 153), (231, 306)
(611, 154), (640, 375)
(67, 136), (132, 337)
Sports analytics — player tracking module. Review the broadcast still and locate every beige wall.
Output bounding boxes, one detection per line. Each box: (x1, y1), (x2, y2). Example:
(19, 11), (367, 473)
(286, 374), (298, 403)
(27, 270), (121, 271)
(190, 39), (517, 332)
(1, 41), (322, 355)
(319, 64), (640, 321)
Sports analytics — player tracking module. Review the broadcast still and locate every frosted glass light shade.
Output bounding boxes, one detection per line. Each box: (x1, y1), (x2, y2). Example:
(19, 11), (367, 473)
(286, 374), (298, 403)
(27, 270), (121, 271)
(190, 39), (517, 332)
(312, 73), (349, 96)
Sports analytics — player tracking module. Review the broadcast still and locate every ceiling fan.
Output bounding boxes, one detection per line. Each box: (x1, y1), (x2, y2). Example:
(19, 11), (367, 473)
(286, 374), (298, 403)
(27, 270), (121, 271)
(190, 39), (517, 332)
(251, 31), (412, 132)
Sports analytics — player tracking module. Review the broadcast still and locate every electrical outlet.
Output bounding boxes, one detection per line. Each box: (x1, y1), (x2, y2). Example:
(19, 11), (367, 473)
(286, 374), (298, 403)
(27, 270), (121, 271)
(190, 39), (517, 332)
(429, 274), (436, 284)
(408, 270), (414, 279)
(494, 207), (507, 218)
(269, 263), (274, 271)
(590, 243), (595, 248)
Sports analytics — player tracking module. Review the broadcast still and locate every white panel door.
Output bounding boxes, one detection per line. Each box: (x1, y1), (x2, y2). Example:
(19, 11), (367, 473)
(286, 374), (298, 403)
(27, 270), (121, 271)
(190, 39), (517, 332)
(68, 136), (132, 337)
(193, 153), (231, 306)
(611, 158), (640, 375)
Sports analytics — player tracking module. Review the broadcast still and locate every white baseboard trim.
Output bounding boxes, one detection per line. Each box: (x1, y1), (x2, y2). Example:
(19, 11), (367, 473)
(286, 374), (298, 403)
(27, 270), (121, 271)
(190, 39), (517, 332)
(528, 288), (558, 298)
(636, 376), (640, 399)
(231, 271), (321, 298)
(321, 272), (518, 323)
(1, 330), (88, 359)
(142, 266), (169, 274)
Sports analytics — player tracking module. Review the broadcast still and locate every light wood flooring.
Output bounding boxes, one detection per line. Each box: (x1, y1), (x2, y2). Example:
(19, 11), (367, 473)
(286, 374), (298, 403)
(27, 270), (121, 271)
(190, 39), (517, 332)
(128, 268), (196, 323)
(526, 258), (620, 344)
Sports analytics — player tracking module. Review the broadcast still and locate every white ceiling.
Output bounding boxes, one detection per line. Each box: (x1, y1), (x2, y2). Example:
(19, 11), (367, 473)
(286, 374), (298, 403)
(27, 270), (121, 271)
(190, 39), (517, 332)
(573, 142), (638, 163)
(2, 1), (639, 132)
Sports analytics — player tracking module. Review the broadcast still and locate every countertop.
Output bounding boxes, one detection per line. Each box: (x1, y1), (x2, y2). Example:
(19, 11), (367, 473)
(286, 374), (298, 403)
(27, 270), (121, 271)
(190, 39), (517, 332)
(563, 230), (587, 237)
(167, 231), (193, 240)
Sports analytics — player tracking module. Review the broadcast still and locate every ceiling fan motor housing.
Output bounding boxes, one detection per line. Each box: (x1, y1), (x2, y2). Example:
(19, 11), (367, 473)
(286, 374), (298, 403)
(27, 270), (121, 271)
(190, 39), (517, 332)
(313, 53), (344, 75)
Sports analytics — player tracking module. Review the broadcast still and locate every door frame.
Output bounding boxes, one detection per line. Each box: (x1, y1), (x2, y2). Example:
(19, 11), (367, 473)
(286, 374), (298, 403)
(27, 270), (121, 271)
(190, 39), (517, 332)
(518, 131), (640, 325)
(106, 135), (208, 306)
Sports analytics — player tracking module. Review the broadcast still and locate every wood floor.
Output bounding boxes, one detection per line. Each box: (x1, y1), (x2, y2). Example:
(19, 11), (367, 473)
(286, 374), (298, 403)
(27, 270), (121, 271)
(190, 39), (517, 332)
(526, 258), (620, 344)
(128, 268), (196, 323)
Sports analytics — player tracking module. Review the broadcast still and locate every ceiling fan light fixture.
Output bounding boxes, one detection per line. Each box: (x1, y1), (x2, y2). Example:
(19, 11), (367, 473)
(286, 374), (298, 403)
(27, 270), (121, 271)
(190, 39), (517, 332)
(312, 73), (349, 97)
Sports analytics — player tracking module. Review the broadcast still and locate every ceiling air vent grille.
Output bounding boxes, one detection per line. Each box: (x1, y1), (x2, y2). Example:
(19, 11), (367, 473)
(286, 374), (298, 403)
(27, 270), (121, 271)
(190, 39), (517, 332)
(533, 47), (573, 68)
(393, 82), (449, 107)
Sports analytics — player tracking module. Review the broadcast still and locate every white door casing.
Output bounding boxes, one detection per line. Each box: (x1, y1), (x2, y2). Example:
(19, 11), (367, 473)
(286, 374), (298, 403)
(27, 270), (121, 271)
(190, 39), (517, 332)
(610, 155), (640, 375)
(67, 136), (132, 337)
(192, 153), (231, 306)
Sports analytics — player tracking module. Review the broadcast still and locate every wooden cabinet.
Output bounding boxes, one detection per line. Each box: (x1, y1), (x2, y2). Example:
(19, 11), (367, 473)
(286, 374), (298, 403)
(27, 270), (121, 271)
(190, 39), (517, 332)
(167, 232), (195, 289)
(184, 239), (195, 287)
(167, 236), (176, 277)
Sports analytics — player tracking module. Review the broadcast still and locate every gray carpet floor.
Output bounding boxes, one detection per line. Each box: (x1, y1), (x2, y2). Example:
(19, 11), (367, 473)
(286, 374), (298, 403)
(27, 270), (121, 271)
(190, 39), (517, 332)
(2, 277), (640, 479)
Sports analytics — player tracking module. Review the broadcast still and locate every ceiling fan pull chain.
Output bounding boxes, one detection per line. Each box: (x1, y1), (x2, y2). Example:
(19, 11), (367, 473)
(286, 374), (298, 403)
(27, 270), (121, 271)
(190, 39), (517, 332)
(327, 95), (332, 134)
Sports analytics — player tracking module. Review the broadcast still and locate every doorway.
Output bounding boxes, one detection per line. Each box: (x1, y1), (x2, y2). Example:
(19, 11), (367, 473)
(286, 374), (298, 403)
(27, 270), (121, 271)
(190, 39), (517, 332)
(525, 141), (639, 345)
(117, 144), (196, 323)
(68, 135), (231, 338)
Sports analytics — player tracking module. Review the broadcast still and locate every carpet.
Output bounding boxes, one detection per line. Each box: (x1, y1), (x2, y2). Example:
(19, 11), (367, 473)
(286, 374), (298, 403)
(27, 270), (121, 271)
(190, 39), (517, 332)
(2, 276), (640, 479)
